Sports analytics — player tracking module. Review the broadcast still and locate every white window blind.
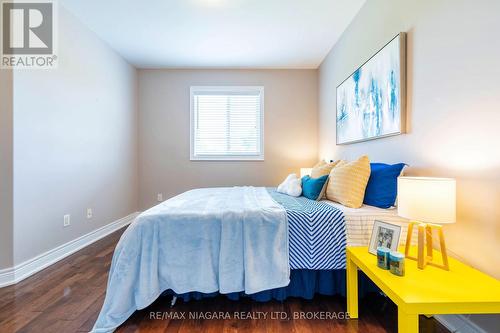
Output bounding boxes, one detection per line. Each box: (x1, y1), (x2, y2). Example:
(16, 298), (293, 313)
(190, 86), (264, 160)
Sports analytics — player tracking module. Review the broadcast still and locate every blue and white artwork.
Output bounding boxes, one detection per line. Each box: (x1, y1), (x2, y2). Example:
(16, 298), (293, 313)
(336, 33), (405, 145)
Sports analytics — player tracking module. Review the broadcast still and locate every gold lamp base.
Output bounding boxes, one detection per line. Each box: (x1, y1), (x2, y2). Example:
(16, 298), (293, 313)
(405, 221), (449, 270)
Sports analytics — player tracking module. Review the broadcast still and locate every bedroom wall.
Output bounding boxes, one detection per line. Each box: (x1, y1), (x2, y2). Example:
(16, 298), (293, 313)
(138, 69), (318, 210)
(11, 6), (139, 265)
(319, 0), (500, 330)
(0, 69), (13, 270)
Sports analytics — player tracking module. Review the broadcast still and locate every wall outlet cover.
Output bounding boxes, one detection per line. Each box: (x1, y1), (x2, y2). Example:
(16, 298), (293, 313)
(63, 214), (71, 227)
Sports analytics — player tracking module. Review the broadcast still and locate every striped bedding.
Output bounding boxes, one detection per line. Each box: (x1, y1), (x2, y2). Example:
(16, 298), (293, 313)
(267, 189), (347, 270)
(322, 201), (416, 247)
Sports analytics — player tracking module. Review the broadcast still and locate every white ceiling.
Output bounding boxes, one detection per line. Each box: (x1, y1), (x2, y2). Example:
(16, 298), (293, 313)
(61, 0), (365, 69)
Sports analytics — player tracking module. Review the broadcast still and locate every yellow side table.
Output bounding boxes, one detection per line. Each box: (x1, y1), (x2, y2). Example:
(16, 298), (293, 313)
(346, 246), (500, 333)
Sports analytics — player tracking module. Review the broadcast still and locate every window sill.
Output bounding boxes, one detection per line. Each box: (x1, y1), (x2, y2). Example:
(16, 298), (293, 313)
(190, 155), (264, 161)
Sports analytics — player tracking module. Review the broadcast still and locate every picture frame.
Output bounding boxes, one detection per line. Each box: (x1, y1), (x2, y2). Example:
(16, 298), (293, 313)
(336, 32), (406, 145)
(368, 220), (402, 255)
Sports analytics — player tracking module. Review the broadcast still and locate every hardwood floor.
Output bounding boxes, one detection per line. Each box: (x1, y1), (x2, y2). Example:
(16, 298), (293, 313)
(0, 227), (450, 333)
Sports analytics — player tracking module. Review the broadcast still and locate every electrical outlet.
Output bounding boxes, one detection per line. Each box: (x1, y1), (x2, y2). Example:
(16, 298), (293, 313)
(63, 214), (71, 227)
(157, 193), (163, 202)
(87, 208), (93, 219)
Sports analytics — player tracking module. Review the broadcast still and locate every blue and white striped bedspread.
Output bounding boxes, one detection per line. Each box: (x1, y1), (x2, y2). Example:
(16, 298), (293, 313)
(268, 188), (347, 270)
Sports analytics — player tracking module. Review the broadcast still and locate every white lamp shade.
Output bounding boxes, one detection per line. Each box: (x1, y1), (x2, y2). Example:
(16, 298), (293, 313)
(397, 177), (456, 224)
(300, 168), (312, 178)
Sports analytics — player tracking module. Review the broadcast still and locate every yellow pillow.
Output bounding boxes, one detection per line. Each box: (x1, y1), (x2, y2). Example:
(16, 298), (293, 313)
(326, 156), (371, 208)
(310, 160), (341, 178)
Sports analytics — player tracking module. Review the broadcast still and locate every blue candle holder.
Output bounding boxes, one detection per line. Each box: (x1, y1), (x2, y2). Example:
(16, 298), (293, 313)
(389, 251), (405, 276)
(377, 247), (391, 270)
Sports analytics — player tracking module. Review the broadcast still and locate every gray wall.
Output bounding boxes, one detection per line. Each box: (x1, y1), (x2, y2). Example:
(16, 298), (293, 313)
(318, 0), (500, 330)
(11, 7), (139, 265)
(138, 69), (318, 210)
(0, 69), (13, 269)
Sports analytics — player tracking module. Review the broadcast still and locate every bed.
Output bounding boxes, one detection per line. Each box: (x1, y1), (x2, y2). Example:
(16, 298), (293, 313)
(92, 186), (410, 332)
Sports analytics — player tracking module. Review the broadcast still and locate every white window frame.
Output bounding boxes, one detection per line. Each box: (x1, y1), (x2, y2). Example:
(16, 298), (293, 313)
(190, 86), (265, 161)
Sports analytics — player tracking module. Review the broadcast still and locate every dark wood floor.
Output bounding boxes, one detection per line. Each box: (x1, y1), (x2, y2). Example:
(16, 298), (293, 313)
(0, 227), (449, 333)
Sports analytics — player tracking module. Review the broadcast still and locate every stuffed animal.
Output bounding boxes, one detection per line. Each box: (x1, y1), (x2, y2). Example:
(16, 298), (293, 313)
(277, 173), (302, 197)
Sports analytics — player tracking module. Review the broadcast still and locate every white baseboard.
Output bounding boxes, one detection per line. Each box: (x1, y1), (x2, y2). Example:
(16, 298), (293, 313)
(0, 212), (139, 288)
(435, 314), (488, 333)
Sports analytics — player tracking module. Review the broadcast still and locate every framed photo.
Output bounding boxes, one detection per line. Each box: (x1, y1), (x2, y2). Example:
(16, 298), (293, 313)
(368, 220), (402, 255)
(336, 32), (406, 145)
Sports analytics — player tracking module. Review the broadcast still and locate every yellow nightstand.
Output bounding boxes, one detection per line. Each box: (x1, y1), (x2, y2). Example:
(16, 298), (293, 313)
(346, 246), (500, 333)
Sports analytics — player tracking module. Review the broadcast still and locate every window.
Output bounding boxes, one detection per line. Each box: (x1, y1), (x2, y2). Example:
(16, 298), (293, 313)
(190, 86), (264, 160)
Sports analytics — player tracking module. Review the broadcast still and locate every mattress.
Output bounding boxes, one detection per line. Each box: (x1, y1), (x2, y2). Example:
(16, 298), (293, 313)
(321, 200), (417, 247)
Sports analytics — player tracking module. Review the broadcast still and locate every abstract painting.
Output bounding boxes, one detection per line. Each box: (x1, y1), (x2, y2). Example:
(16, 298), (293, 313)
(336, 33), (406, 145)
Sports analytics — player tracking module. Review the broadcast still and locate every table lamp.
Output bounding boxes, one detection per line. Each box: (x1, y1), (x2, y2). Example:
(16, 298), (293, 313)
(397, 177), (456, 270)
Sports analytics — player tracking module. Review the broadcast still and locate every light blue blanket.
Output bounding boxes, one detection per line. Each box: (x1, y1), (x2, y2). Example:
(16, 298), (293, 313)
(92, 187), (289, 332)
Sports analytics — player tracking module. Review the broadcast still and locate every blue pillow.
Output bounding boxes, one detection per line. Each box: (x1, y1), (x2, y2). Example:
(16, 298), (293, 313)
(363, 163), (407, 208)
(301, 175), (329, 200)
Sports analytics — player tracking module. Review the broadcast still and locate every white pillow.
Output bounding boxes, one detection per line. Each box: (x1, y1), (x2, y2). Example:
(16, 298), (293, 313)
(277, 174), (302, 197)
